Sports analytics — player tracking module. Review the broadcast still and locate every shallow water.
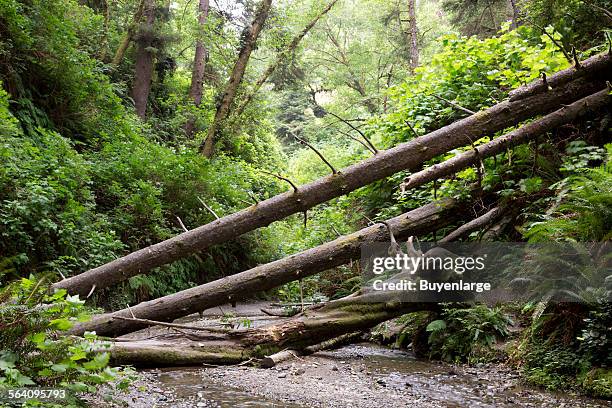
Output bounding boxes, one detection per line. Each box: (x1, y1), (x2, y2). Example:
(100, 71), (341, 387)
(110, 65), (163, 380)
(151, 367), (301, 408)
(145, 344), (608, 408)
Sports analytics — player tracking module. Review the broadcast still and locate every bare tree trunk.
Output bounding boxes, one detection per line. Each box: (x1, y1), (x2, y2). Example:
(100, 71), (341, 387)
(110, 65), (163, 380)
(232, 0), (339, 118)
(509, 53), (610, 101)
(509, 0), (521, 29)
(50, 60), (610, 298)
(199, 0), (273, 157)
(184, 0), (210, 138)
(111, 0), (146, 67)
(407, 0), (419, 71)
(131, 0), (156, 120)
(70, 198), (463, 337)
(400, 88), (611, 191)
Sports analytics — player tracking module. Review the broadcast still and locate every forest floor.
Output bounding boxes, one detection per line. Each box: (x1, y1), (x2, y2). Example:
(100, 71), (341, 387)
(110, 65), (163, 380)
(86, 302), (610, 408)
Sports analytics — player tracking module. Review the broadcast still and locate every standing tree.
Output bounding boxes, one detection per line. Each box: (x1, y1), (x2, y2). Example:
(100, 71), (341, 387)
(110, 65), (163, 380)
(407, 0), (419, 71)
(199, 0), (274, 157)
(111, 0), (146, 67)
(131, 0), (157, 119)
(232, 0), (339, 118)
(184, 0), (210, 138)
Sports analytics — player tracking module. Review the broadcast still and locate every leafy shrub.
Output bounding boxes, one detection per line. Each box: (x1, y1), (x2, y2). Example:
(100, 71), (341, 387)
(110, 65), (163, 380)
(0, 277), (134, 403)
(523, 148), (612, 242)
(426, 305), (513, 363)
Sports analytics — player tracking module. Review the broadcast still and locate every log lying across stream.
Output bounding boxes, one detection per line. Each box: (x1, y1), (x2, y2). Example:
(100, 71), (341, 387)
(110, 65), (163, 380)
(53, 53), (610, 297)
(109, 294), (438, 366)
(72, 197), (464, 337)
(72, 85), (611, 338)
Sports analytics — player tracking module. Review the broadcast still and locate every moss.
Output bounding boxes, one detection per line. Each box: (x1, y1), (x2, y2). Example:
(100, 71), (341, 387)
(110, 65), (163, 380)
(252, 344), (282, 357)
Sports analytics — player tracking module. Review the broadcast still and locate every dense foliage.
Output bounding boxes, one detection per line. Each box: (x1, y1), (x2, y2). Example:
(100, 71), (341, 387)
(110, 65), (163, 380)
(0, 0), (610, 402)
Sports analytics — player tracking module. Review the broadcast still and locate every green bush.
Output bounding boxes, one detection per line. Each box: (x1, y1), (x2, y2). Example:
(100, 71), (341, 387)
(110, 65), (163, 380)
(426, 305), (513, 364)
(0, 277), (134, 404)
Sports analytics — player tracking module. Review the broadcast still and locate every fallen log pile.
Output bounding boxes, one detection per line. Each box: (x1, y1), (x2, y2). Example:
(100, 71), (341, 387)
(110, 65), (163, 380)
(65, 54), (611, 368)
(109, 293), (438, 366)
(53, 53), (611, 297)
(72, 196), (466, 337)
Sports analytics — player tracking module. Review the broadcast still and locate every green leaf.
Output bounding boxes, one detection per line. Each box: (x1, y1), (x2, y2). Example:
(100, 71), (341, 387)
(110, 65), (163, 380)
(51, 363), (69, 373)
(426, 320), (447, 332)
(50, 318), (73, 330)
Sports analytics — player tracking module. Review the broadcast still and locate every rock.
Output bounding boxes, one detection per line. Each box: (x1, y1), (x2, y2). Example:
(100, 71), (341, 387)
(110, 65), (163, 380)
(278, 373), (287, 378)
(332, 366), (339, 371)
(294, 368), (306, 375)
(376, 379), (386, 386)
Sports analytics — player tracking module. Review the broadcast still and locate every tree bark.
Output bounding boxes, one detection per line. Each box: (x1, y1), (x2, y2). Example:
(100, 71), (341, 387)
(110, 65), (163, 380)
(51, 65), (610, 298)
(400, 88), (611, 192)
(199, 0), (273, 157)
(184, 0), (210, 138)
(109, 299), (437, 366)
(70, 197), (462, 337)
(508, 53), (610, 102)
(407, 0), (419, 71)
(131, 0), (156, 119)
(232, 0), (339, 118)
(508, 0), (521, 29)
(111, 0), (146, 67)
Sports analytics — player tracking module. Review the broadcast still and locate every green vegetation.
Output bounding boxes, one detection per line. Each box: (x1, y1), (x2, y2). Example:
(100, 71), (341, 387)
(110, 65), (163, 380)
(0, 0), (610, 403)
(0, 276), (134, 405)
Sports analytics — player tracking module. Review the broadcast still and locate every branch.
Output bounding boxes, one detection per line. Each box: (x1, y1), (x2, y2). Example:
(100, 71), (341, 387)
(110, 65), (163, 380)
(326, 111), (378, 153)
(260, 170), (299, 193)
(197, 197), (220, 220)
(431, 94), (475, 115)
(293, 135), (337, 174)
(404, 120), (419, 137)
(439, 206), (502, 242)
(571, 46), (582, 69)
(337, 130), (376, 154)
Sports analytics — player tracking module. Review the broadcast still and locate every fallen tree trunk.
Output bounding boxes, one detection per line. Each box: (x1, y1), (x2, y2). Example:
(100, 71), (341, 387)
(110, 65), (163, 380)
(508, 53), (610, 101)
(109, 295), (437, 366)
(71, 197), (463, 337)
(400, 88), (611, 191)
(53, 65), (610, 297)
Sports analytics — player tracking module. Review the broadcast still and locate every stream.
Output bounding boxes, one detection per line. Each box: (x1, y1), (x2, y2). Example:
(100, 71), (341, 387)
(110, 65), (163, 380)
(88, 303), (610, 407)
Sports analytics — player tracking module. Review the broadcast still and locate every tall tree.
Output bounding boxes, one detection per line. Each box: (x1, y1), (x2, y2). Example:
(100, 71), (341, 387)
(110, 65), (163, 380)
(407, 0), (419, 71)
(199, 0), (274, 157)
(184, 0), (210, 138)
(112, 0), (146, 67)
(131, 0), (156, 119)
(232, 0), (339, 118)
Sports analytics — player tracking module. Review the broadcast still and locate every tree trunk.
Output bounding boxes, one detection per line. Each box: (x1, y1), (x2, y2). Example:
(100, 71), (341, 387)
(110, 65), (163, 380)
(51, 61), (610, 298)
(109, 298), (437, 366)
(509, 52), (610, 102)
(400, 88), (611, 191)
(131, 0), (156, 120)
(199, 0), (274, 157)
(232, 0), (339, 118)
(111, 0), (146, 67)
(407, 0), (419, 71)
(70, 197), (463, 337)
(509, 0), (521, 29)
(184, 0), (210, 138)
